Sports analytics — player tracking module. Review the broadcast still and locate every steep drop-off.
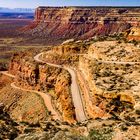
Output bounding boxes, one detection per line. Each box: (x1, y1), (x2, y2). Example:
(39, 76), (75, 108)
(8, 52), (75, 123)
(78, 41), (140, 116)
(21, 7), (140, 43)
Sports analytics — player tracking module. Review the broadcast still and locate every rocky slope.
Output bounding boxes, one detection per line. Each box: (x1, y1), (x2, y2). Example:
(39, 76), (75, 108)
(88, 41), (140, 62)
(39, 40), (139, 120)
(0, 85), (48, 123)
(126, 27), (140, 41)
(0, 70), (49, 124)
(0, 73), (13, 90)
(1, 38), (140, 139)
(1, 101), (140, 140)
(41, 40), (89, 66)
(8, 52), (75, 123)
(21, 7), (140, 43)
(78, 41), (140, 119)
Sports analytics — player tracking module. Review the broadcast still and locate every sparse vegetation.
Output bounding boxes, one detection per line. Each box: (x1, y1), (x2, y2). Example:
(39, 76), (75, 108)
(0, 86), (48, 123)
(88, 128), (113, 140)
(135, 110), (140, 115)
(0, 6), (140, 140)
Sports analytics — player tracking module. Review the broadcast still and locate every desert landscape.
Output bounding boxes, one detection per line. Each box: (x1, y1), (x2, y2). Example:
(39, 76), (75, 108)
(0, 5), (140, 140)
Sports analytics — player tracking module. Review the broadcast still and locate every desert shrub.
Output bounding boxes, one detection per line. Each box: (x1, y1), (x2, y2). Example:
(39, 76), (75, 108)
(9, 131), (18, 140)
(24, 128), (34, 133)
(121, 125), (128, 131)
(28, 122), (40, 127)
(20, 121), (29, 125)
(131, 40), (138, 46)
(88, 128), (113, 140)
(124, 116), (136, 122)
(0, 62), (8, 71)
(117, 40), (122, 44)
(135, 110), (140, 115)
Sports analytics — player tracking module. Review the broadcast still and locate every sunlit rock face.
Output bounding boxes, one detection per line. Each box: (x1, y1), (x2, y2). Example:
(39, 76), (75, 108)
(127, 27), (140, 41)
(8, 52), (76, 123)
(79, 41), (140, 104)
(21, 7), (140, 42)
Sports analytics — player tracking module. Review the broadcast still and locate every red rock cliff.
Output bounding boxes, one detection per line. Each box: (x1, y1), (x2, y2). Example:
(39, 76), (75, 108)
(21, 7), (140, 42)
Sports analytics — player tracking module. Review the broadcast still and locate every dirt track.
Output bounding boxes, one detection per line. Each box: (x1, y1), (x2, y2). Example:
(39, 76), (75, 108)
(0, 71), (61, 121)
(34, 52), (87, 122)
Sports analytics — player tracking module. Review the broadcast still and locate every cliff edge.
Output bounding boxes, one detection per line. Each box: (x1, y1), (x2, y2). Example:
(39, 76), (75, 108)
(21, 7), (140, 44)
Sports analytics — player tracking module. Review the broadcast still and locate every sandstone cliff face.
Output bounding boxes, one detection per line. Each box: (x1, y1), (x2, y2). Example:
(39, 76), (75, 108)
(40, 41), (88, 65)
(55, 72), (76, 123)
(8, 52), (75, 123)
(52, 40), (88, 54)
(21, 7), (140, 42)
(127, 27), (140, 41)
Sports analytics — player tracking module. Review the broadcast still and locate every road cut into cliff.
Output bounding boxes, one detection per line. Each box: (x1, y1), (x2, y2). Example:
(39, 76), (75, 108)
(34, 52), (87, 122)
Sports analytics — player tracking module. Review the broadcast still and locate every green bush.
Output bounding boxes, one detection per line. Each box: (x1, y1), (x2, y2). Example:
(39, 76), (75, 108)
(88, 128), (113, 140)
(135, 110), (140, 115)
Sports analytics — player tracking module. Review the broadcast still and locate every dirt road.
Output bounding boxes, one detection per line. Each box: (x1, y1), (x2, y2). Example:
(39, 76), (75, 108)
(11, 82), (61, 121)
(1, 71), (61, 121)
(0, 71), (15, 78)
(34, 52), (87, 122)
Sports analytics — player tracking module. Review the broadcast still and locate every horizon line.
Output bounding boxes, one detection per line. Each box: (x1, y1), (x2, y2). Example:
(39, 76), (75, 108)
(0, 5), (140, 9)
(37, 6), (140, 8)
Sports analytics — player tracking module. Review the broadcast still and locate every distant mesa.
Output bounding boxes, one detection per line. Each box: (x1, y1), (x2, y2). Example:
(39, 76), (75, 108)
(20, 6), (140, 43)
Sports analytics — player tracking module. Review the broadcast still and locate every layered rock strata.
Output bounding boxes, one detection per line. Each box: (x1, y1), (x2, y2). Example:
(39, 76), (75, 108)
(21, 7), (140, 42)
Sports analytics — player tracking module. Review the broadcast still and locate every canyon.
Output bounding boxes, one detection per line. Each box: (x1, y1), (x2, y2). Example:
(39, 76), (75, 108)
(1, 35), (140, 139)
(0, 6), (140, 140)
(8, 52), (76, 123)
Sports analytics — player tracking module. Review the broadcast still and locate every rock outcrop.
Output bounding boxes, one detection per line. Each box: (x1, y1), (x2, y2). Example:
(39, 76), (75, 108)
(78, 41), (140, 118)
(21, 7), (140, 43)
(88, 41), (140, 62)
(126, 27), (140, 41)
(8, 52), (75, 123)
(40, 41), (88, 65)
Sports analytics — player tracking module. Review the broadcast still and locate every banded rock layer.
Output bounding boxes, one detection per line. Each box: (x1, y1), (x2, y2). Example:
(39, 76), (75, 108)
(21, 7), (140, 42)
